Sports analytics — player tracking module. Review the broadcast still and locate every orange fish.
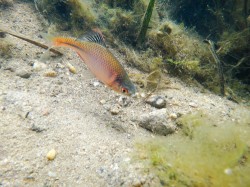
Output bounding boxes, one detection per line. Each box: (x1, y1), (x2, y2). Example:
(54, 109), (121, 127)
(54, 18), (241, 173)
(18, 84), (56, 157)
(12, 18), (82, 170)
(49, 31), (136, 95)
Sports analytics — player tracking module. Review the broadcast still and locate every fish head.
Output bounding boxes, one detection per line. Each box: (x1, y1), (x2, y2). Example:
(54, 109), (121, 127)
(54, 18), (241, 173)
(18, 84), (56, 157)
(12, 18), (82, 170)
(111, 76), (136, 96)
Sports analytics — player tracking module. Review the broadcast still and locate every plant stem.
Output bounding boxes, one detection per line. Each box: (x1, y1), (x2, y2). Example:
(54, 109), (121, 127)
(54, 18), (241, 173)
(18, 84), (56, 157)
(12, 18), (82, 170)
(136, 0), (155, 45)
(204, 40), (225, 96)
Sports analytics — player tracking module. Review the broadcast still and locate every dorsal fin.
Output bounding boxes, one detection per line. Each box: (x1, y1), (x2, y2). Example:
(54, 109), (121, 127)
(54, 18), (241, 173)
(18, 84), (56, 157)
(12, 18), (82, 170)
(80, 29), (106, 47)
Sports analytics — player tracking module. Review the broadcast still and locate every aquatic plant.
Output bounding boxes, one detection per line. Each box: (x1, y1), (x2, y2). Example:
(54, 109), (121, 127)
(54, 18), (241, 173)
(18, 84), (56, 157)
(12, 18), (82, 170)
(35, 0), (96, 32)
(136, 0), (155, 45)
(0, 0), (13, 7)
(135, 110), (250, 186)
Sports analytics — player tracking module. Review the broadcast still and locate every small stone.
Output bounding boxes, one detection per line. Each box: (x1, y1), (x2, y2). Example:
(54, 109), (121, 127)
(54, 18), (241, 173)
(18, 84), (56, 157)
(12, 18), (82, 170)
(117, 96), (130, 107)
(93, 81), (100, 87)
(169, 113), (178, 120)
(33, 61), (47, 71)
(30, 124), (45, 133)
(140, 93), (146, 98)
(100, 99), (106, 104)
(0, 31), (6, 38)
(110, 106), (120, 115)
(4, 67), (15, 72)
(138, 109), (176, 135)
(67, 63), (77, 74)
(16, 70), (31, 79)
(146, 95), (166, 109)
(189, 102), (198, 108)
(48, 171), (56, 177)
(224, 168), (232, 175)
(44, 70), (57, 77)
(46, 149), (56, 160)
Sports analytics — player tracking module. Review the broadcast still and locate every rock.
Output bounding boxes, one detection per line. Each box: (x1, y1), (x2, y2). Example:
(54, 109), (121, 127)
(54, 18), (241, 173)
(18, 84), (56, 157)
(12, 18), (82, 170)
(48, 171), (56, 177)
(117, 96), (130, 107)
(110, 106), (120, 115)
(137, 109), (176, 135)
(93, 81), (100, 87)
(46, 149), (56, 160)
(16, 70), (32, 79)
(44, 70), (57, 77)
(140, 93), (146, 98)
(30, 124), (46, 133)
(100, 99), (106, 104)
(67, 63), (77, 74)
(169, 113), (178, 120)
(146, 95), (166, 109)
(189, 102), (198, 108)
(33, 61), (47, 71)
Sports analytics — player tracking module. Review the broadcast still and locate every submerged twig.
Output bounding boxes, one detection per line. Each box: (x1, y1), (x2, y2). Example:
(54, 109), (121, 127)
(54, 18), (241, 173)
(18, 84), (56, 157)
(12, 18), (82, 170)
(0, 26), (63, 56)
(204, 39), (225, 96)
(136, 0), (155, 45)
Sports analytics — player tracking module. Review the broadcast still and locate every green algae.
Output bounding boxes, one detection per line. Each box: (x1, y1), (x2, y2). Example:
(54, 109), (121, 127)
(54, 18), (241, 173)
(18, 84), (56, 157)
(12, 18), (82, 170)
(32, 0), (249, 100)
(35, 0), (96, 31)
(135, 110), (250, 186)
(0, 0), (13, 7)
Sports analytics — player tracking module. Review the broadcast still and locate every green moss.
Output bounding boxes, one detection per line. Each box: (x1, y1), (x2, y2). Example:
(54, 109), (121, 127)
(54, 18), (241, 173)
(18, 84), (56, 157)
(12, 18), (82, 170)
(0, 0), (13, 7)
(134, 110), (250, 187)
(35, 0), (96, 31)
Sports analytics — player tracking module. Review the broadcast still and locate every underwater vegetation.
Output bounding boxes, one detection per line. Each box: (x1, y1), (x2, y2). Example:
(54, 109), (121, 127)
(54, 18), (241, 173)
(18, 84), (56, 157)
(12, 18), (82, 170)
(135, 110), (250, 187)
(0, 0), (13, 7)
(18, 0), (250, 101)
(35, 0), (96, 32)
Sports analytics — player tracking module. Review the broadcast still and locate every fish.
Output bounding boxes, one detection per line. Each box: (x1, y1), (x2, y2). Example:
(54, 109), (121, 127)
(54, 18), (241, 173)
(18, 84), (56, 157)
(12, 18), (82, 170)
(49, 31), (136, 95)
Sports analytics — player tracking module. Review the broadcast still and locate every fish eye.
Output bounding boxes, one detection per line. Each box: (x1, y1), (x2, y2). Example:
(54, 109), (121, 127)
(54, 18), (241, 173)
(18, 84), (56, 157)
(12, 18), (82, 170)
(121, 87), (128, 94)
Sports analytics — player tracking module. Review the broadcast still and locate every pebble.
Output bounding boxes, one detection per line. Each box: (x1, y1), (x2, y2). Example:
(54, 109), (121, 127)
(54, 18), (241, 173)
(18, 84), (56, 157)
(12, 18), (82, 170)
(224, 168), (232, 175)
(44, 70), (57, 77)
(189, 102), (198, 108)
(110, 106), (120, 115)
(146, 95), (166, 109)
(137, 109), (176, 135)
(67, 63), (77, 74)
(16, 70), (31, 79)
(140, 93), (146, 98)
(117, 96), (130, 107)
(100, 99), (106, 104)
(4, 67), (15, 72)
(30, 124), (45, 133)
(33, 61), (47, 71)
(93, 81), (100, 87)
(46, 149), (57, 160)
(169, 113), (178, 120)
(48, 171), (57, 177)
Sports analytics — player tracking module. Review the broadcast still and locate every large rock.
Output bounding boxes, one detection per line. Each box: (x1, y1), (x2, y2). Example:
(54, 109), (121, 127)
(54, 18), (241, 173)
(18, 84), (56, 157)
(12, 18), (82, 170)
(137, 109), (176, 135)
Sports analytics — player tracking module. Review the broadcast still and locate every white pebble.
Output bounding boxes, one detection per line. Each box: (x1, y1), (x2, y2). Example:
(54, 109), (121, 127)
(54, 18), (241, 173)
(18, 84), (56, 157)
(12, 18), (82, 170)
(224, 168), (232, 175)
(93, 81), (100, 87)
(46, 149), (56, 160)
(169, 113), (178, 120)
(100, 99), (106, 104)
(33, 61), (47, 71)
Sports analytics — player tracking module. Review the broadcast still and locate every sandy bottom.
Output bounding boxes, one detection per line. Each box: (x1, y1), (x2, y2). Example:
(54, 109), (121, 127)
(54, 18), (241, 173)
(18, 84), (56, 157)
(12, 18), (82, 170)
(0, 1), (249, 186)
